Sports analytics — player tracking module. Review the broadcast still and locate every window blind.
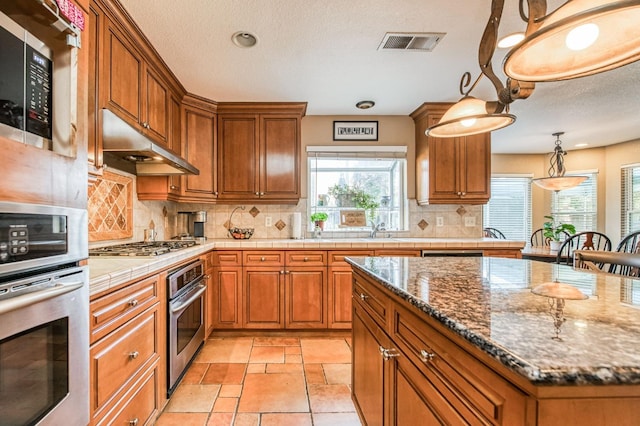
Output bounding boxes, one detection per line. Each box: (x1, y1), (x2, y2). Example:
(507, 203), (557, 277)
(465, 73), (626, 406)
(551, 172), (598, 232)
(483, 177), (532, 240)
(621, 165), (640, 235)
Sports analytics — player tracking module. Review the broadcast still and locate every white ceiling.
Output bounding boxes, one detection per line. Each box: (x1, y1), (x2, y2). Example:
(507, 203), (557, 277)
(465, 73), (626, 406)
(117, 0), (640, 154)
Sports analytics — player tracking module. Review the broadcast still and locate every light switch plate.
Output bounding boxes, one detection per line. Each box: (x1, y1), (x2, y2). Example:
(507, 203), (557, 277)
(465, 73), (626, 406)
(464, 216), (476, 227)
(436, 217), (444, 227)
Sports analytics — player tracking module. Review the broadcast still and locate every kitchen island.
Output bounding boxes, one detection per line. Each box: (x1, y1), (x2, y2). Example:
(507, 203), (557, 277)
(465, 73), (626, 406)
(347, 256), (640, 425)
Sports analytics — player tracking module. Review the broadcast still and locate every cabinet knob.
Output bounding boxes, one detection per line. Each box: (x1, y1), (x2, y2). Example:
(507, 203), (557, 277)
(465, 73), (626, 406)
(461, 192), (466, 196)
(260, 192), (265, 196)
(129, 418), (139, 426)
(359, 293), (369, 301)
(379, 346), (400, 361)
(170, 185), (177, 190)
(128, 299), (138, 307)
(255, 192), (260, 196)
(213, 191), (218, 196)
(129, 351), (139, 360)
(142, 122), (149, 129)
(419, 349), (436, 363)
(261, 257), (266, 262)
(303, 257), (309, 262)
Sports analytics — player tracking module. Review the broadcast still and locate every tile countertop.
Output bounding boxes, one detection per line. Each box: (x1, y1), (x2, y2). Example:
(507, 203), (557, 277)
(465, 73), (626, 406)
(88, 238), (524, 295)
(346, 256), (640, 386)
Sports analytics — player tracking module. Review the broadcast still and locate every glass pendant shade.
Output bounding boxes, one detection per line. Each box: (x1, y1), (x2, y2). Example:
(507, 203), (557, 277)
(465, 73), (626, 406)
(532, 281), (589, 300)
(504, 0), (640, 82)
(532, 175), (588, 191)
(425, 97), (516, 138)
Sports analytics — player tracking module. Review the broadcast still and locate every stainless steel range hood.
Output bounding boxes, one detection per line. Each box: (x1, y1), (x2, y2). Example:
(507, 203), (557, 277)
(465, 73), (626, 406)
(101, 109), (199, 176)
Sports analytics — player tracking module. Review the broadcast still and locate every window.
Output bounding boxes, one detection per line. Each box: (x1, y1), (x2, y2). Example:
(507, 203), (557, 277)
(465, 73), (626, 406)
(308, 147), (407, 232)
(621, 165), (640, 235)
(483, 176), (532, 240)
(551, 172), (598, 232)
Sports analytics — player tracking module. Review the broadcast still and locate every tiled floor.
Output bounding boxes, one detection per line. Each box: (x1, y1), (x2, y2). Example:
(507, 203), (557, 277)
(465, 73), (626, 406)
(155, 336), (362, 426)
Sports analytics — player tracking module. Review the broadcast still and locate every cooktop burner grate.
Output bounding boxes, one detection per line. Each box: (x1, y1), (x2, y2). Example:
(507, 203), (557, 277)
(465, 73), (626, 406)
(89, 240), (197, 257)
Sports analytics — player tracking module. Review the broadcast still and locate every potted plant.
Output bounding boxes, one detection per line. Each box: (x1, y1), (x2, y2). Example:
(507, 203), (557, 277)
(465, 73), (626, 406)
(328, 184), (356, 207)
(310, 212), (328, 230)
(543, 215), (576, 251)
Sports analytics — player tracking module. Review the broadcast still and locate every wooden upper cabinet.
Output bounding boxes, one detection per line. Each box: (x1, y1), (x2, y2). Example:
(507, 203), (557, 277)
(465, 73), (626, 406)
(411, 103), (491, 205)
(167, 95), (183, 195)
(217, 114), (260, 201)
(143, 67), (170, 145)
(183, 104), (217, 201)
(260, 115), (300, 201)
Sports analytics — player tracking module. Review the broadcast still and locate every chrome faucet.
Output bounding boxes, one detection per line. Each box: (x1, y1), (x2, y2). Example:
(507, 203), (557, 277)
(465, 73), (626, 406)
(370, 221), (386, 238)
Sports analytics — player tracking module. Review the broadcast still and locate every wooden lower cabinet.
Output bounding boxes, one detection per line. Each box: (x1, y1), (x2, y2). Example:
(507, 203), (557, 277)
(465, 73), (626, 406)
(286, 267), (327, 328)
(244, 267), (284, 328)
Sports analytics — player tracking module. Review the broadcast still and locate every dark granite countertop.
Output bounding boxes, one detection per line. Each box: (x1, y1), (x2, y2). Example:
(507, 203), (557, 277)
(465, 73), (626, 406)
(346, 256), (640, 386)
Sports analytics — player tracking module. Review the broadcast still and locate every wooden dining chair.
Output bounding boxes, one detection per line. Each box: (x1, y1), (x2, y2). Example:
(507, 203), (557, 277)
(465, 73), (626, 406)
(556, 231), (612, 266)
(530, 228), (571, 246)
(483, 227), (506, 239)
(609, 231), (640, 275)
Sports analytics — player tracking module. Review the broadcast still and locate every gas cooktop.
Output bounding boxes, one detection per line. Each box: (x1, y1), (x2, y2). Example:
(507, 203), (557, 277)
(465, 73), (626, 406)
(88, 240), (197, 257)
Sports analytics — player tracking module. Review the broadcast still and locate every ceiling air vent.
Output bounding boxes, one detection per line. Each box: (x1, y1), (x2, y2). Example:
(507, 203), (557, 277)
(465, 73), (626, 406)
(378, 32), (445, 52)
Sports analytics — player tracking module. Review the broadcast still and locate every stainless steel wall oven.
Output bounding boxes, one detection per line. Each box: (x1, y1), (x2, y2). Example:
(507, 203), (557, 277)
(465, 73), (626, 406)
(0, 202), (88, 426)
(167, 259), (206, 395)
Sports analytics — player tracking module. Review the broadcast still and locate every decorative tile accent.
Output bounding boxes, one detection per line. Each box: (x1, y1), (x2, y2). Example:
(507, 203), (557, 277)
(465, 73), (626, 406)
(456, 206), (467, 216)
(275, 220), (286, 231)
(418, 219), (429, 230)
(88, 170), (133, 241)
(249, 206), (260, 217)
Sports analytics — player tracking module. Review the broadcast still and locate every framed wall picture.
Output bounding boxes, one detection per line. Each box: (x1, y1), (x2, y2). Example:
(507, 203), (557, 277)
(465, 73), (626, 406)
(333, 121), (378, 141)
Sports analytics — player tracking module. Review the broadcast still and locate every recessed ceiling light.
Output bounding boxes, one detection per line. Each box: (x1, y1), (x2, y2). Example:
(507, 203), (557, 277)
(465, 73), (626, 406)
(232, 31), (258, 48)
(497, 32), (525, 48)
(356, 100), (375, 109)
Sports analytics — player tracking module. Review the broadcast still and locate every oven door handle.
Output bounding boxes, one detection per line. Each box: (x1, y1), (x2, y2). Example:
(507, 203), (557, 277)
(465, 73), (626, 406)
(0, 281), (84, 315)
(170, 283), (206, 314)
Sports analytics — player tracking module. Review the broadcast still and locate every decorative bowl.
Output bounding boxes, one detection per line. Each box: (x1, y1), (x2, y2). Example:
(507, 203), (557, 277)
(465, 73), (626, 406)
(229, 227), (254, 239)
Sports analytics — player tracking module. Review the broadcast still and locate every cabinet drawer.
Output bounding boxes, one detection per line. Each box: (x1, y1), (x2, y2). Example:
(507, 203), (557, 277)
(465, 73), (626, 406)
(91, 306), (159, 411)
(286, 250), (326, 267)
(244, 251), (284, 266)
(392, 303), (527, 425)
(328, 250), (374, 267)
(210, 250), (243, 266)
(352, 270), (390, 329)
(96, 365), (158, 426)
(90, 275), (159, 344)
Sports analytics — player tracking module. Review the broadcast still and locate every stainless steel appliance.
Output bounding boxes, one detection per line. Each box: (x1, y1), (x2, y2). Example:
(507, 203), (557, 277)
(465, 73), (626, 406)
(175, 211), (207, 243)
(167, 260), (206, 395)
(0, 202), (89, 426)
(88, 240), (196, 257)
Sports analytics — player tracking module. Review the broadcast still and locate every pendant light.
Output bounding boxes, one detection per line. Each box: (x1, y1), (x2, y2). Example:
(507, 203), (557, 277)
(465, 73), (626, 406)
(532, 132), (588, 192)
(504, 0), (640, 82)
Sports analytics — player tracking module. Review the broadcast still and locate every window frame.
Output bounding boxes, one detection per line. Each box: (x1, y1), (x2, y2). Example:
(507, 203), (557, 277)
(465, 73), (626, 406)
(482, 174), (533, 241)
(550, 170), (598, 232)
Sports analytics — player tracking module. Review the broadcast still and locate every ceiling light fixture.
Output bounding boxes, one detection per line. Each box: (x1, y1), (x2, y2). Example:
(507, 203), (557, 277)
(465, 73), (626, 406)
(427, 0), (640, 138)
(356, 100), (375, 109)
(232, 31), (258, 48)
(532, 132), (588, 192)
(504, 0), (640, 82)
(497, 32), (525, 48)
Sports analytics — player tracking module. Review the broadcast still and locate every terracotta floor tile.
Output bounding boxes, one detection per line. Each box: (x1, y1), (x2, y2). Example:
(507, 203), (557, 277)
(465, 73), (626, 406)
(233, 413), (260, 426)
(246, 363), (266, 373)
(323, 363), (352, 385)
(248, 346), (284, 363)
(206, 413), (234, 426)
(285, 353), (303, 364)
(266, 363), (304, 374)
(285, 346), (302, 355)
(165, 384), (220, 412)
(237, 373), (309, 413)
(202, 363), (247, 385)
(253, 337), (300, 346)
(213, 397), (239, 413)
(304, 363), (326, 384)
(312, 412), (362, 426)
(181, 363), (210, 384)
(219, 384), (243, 398)
(308, 384), (356, 413)
(197, 338), (253, 363)
(154, 412), (209, 426)
(300, 339), (351, 363)
(260, 413), (313, 426)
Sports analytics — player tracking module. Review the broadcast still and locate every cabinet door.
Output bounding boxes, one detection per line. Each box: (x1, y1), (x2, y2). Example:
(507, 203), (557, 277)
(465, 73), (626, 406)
(87, 2), (103, 178)
(211, 266), (243, 329)
(168, 95), (183, 195)
(459, 133), (491, 202)
(429, 134), (461, 202)
(143, 67), (169, 146)
(244, 268), (284, 328)
(104, 19), (142, 128)
(260, 115), (300, 201)
(328, 267), (352, 329)
(217, 114), (259, 200)
(183, 106), (217, 200)
(285, 268), (326, 328)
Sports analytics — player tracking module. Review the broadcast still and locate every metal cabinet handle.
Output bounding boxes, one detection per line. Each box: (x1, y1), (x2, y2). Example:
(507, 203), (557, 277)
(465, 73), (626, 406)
(260, 192), (265, 196)
(129, 351), (139, 360)
(379, 345), (400, 361)
(280, 270), (285, 274)
(461, 192), (466, 196)
(128, 299), (138, 307)
(303, 257), (309, 262)
(261, 257), (266, 261)
(213, 191), (218, 196)
(255, 192), (260, 196)
(420, 349), (435, 363)
(359, 293), (369, 301)
(129, 418), (139, 426)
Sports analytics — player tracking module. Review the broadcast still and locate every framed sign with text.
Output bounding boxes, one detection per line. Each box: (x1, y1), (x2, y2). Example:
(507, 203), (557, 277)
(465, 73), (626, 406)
(333, 121), (378, 141)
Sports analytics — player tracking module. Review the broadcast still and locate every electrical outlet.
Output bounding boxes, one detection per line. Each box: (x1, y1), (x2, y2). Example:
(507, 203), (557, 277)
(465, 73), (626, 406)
(436, 217), (444, 227)
(265, 216), (272, 227)
(464, 216), (476, 227)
